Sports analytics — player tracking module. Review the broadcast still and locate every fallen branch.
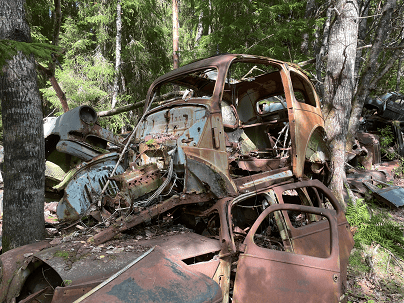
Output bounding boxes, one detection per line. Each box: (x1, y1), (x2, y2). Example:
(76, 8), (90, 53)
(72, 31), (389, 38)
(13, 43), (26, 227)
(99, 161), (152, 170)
(98, 100), (145, 117)
(97, 91), (186, 117)
(37, 62), (69, 113)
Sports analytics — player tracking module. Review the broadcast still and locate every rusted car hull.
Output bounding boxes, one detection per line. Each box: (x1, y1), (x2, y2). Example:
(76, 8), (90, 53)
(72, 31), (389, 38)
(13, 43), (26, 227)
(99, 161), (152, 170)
(1, 55), (353, 303)
(75, 246), (222, 303)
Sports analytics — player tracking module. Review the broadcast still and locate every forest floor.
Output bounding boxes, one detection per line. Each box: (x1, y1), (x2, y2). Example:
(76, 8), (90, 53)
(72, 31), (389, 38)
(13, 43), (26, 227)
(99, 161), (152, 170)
(345, 175), (404, 303)
(346, 210), (404, 303)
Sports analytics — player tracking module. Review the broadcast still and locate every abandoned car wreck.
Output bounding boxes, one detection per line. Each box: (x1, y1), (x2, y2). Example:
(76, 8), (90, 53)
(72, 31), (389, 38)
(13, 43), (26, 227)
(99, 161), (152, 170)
(0, 54), (354, 303)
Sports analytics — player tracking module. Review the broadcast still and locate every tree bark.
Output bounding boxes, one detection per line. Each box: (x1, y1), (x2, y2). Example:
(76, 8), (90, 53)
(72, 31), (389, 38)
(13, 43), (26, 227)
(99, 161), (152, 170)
(347, 0), (397, 152)
(112, 0), (122, 109)
(323, 0), (359, 209)
(195, 10), (204, 44)
(315, 3), (333, 97)
(53, 0), (62, 46)
(173, 0), (179, 69)
(0, 0), (46, 251)
(353, 0), (369, 91)
(397, 57), (403, 92)
(301, 0), (317, 55)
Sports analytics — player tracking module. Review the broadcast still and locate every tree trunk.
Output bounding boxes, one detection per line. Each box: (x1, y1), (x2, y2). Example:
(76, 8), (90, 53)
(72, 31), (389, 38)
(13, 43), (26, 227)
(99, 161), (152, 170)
(112, 0), (122, 109)
(301, 0), (317, 55)
(397, 57), (403, 92)
(53, 0), (62, 46)
(195, 10), (204, 44)
(49, 73), (69, 112)
(173, 0), (179, 69)
(347, 0), (397, 152)
(315, 3), (333, 97)
(323, 0), (359, 209)
(0, 0), (45, 251)
(353, 1), (369, 92)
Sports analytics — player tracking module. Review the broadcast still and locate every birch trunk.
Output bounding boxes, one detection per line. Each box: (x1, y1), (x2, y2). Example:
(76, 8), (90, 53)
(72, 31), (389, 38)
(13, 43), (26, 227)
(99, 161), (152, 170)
(173, 0), (179, 69)
(112, 0), (122, 109)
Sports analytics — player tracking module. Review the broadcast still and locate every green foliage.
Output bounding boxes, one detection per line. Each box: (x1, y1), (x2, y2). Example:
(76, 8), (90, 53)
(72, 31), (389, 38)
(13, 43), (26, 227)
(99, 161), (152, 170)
(40, 50), (114, 113)
(346, 199), (404, 259)
(54, 250), (70, 259)
(349, 249), (371, 274)
(377, 125), (404, 176)
(25, 0), (54, 42)
(0, 40), (60, 69)
(34, 0), (171, 132)
(379, 125), (396, 159)
(393, 156), (404, 177)
(62, 280), (72, 286)
(97, 103), (134, 134)
(30, 26), (51, 44)
(180, 0), (321, 64)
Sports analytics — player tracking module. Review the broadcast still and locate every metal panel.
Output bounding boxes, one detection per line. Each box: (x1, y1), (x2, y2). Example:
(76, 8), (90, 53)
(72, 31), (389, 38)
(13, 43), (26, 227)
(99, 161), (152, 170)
(0, 241), (51, 303)
(233, 204), (341, 303)
(56, 153), (124, 221)
(364, 180), (404, 208)
(136, 233), (221, 260)
(271, 180), (354, 294)
(56, 140), (101, 161)
(77, 246), (222, 303)
(136, 105), (208, 165)
(52, 280), (103, 303)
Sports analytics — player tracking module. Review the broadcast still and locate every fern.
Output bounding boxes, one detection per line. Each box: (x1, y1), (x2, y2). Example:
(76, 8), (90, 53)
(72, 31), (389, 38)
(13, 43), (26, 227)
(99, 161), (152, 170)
(346, 199), (404, 259)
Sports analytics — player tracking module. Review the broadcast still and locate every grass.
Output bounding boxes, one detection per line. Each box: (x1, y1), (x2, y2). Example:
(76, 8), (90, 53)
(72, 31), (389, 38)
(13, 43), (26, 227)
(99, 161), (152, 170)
(346, 198), (404, 302)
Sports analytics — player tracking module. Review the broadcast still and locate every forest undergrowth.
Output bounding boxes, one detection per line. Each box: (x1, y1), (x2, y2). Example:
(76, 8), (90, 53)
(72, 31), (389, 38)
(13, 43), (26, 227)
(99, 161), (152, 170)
(346, 171), (404, 302)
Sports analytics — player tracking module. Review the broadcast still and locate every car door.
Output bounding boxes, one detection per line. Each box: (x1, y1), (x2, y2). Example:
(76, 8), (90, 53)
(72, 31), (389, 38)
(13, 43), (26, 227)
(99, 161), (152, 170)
(232, 203), (341, 303)
(270, 180), (354, 294)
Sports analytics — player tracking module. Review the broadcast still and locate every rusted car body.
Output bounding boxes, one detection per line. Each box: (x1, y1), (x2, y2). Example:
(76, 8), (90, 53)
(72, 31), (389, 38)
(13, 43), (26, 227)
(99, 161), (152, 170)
(0, 54), (353, 303)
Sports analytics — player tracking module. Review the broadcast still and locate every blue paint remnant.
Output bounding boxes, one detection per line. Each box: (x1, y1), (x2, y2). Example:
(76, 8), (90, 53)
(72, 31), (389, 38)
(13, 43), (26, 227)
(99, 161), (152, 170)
(107, 276), (220, 303)
(163, 257), (192, 280)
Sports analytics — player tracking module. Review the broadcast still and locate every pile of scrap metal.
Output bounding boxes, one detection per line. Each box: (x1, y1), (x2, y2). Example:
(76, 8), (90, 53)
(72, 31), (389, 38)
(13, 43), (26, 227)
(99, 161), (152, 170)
(346, 92), (404, 208)
(362, 92), (404, 157)
(0, 55), (354, 303)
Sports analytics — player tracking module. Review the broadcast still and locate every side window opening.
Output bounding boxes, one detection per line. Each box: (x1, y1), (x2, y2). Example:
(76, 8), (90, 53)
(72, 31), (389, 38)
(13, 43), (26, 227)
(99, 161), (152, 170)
(253, 208), (332, 258)
(231, 188), (333, 259)
(290, 71), (317, 107)
(223, 61), (293, 176)
(231, 194), (269, 243)
(152, 68), (217, 106)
